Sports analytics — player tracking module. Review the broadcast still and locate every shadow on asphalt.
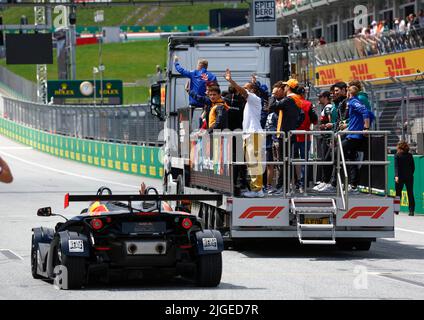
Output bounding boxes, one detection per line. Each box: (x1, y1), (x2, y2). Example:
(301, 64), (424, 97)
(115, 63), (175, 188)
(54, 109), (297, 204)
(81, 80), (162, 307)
(81, 278), (262, 291)
(231, 238), (424, 261)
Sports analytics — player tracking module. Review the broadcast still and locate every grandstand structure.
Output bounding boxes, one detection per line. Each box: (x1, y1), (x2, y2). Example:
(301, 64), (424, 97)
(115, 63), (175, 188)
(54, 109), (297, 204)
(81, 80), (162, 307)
(276, 0), (421, 42)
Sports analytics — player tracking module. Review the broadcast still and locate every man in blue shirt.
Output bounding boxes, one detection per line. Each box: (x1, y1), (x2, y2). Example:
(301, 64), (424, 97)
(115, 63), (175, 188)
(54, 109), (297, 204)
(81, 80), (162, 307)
(174, 55), (217, 108)
(322, 82), (370, 193)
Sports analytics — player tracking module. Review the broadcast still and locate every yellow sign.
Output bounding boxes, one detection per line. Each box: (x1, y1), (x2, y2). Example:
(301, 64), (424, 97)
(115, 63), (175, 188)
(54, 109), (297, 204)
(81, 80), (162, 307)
(316, 48), (424, 86)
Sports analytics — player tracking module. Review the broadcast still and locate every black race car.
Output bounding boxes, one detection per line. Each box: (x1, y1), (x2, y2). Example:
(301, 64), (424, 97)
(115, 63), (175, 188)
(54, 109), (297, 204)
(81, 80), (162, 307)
(31, 187), (224, 289)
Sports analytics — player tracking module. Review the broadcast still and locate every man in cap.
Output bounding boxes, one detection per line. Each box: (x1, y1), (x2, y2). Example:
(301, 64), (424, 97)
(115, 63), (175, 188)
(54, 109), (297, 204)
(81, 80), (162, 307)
(267, 79), (304, 195)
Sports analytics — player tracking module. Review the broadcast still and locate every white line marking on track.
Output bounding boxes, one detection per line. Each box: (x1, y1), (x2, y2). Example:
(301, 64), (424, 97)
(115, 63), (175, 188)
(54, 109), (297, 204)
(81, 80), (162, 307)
(396, 228), (424, 235)
(0, 249), (24, 261)
(0, 146), (33, 150)
(0, 150), (140, 189)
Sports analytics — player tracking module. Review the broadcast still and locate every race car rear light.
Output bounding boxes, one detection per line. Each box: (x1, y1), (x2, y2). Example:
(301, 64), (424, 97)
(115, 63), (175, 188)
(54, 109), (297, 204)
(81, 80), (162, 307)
(179, 245), (192, 249)
(181, 218), (193, 229)
(135, 212), (159, 216)
(94, 246), (111, 251)
(64, 193), (70, 209)
(90, 218), (104, 231)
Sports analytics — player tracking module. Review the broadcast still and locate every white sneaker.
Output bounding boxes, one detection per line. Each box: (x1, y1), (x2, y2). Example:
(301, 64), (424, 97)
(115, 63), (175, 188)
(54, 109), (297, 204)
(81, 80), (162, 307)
(319, 184), (336, 192)
(348, 185), (359, 193)
(242, 190), (265, 198)
(313, 182), (326, 191)
(267, 187), (277, 194)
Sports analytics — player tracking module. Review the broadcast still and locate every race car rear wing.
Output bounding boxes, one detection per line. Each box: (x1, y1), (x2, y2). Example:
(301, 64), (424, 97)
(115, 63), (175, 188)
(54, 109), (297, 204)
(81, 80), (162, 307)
(64, 193), (222, 209)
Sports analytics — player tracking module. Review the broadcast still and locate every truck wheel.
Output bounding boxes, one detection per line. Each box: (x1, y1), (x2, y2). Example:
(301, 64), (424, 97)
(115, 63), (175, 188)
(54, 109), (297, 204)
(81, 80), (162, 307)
(31, 235), (43, 279)
(337, 240), (372, 251)
(353, 241), (372, 251)
(196, 253), (222, 287)
(55, 246), (86, 290)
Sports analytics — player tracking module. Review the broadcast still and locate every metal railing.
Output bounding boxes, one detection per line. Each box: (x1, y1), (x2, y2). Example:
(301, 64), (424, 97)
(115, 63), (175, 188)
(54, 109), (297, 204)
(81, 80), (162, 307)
(2, 97), (164, 145)
(336, 131), (390, 210)
(312, 76), (424, 151)
(314, 27), (424, 65)
(287, 130), (335, 196)
(0, 66), (38, 102)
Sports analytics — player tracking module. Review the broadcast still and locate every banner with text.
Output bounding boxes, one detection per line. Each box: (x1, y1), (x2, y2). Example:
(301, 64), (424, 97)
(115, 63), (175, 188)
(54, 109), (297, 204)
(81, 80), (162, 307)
(316, 48), (424, 86)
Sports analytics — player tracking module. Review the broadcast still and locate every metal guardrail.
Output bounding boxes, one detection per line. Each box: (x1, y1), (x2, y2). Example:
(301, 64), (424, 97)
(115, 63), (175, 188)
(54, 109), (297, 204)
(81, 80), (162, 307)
(0, 66), (38, 102)
(2, 97), (164, 145)
(336, 131), (390, 210)
(314, 27), (424, 65)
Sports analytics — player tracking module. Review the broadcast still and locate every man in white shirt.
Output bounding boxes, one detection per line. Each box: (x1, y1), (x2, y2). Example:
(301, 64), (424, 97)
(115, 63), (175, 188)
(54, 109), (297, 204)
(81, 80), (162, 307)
(224, 68), (264, 198)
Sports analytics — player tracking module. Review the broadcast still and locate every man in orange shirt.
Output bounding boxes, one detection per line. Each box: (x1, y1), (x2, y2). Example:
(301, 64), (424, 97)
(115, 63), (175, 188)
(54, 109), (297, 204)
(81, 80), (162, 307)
(294, 86), (318, 193)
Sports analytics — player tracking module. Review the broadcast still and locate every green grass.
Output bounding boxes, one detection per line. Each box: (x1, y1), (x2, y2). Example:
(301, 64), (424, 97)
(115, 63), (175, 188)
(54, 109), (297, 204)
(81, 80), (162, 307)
(160, 3), (249, 25)
(0, 3), (248, 27)
(123, 86), (149, 105)
(0, 40), (167, 104)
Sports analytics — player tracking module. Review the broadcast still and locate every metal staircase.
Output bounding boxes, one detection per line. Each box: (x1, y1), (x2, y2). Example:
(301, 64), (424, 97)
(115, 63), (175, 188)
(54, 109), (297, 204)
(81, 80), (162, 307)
(291, 198), (337, 245)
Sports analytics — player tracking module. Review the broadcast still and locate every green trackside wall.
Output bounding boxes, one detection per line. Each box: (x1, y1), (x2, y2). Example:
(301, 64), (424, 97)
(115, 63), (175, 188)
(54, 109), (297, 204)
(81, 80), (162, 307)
(388, 155), (424, 215)
(0, 117), (163, 179)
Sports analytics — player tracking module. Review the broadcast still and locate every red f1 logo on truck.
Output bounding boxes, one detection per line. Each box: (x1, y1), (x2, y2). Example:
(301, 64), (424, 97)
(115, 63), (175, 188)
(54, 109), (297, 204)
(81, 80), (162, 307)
(342, 206), (389, 219)
(239, 206), (285, 219)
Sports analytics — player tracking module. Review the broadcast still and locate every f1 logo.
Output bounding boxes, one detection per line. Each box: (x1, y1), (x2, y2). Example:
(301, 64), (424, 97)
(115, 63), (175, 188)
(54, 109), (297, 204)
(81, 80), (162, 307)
(342, 206), (389, 219)
(239, 206), (285, 219)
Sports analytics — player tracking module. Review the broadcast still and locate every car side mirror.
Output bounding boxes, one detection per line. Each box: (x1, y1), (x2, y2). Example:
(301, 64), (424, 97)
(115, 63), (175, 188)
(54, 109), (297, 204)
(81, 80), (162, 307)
(150, 83), (164, 121)
(37, 207), (52, 217)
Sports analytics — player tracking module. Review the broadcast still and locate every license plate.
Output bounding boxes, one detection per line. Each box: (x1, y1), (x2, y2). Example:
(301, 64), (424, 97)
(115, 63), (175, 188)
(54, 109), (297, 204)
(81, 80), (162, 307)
(304, 218), (330, 225)
(122, 221), (166, 234)
(68, 240), (84, 253)
(202, 238), (218, 251)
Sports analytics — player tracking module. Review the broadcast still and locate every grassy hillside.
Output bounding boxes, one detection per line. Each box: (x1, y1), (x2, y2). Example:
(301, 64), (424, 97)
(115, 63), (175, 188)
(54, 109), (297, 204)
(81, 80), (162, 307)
(0, 40), (168, 104)
(0, 3), (248, 27)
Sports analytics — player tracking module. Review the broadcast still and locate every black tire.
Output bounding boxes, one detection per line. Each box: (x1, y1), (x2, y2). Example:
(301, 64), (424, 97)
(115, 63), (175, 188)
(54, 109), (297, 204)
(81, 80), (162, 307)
(55, 246), (86, 290)
(353, 241), (372, 251)
(196, 253), (222, 287)
(337, 240), (372, 251)
(31, 235), (43, 279)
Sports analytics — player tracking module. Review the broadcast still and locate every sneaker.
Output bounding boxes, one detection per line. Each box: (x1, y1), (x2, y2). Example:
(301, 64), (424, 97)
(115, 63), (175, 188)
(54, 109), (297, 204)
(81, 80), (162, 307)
(299, 187), (304, 194)
(348, 185), (359, 193)
(313, 182), (326, 191)
(242, 190), (265, 198)
(273, 187), (284, 195)
(409, 211), (415, 216)
(267, 186), (277, 194)
(263, 185), (273, 193)
(319, 184), (336, 193)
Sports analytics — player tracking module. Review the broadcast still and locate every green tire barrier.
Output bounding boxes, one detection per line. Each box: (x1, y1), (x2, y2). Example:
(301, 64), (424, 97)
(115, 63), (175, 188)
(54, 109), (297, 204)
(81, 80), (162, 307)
(0, 117), (163, 179)
(388, 155), (424, 215)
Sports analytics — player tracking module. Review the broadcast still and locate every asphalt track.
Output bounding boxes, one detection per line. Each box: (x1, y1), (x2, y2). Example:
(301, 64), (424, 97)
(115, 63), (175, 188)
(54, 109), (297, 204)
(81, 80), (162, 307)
(1, 131), (424, 300)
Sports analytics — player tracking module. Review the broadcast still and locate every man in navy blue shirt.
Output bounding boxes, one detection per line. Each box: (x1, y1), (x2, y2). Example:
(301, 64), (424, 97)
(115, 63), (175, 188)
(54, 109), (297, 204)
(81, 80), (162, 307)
(174, 55), (217, 108)
(322, 82), (370, 193)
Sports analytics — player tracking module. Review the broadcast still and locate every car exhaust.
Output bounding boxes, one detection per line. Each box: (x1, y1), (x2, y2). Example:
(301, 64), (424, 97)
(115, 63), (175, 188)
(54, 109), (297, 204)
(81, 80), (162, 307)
(128, 243), (138, 255)
(155, 243), (165, 254)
